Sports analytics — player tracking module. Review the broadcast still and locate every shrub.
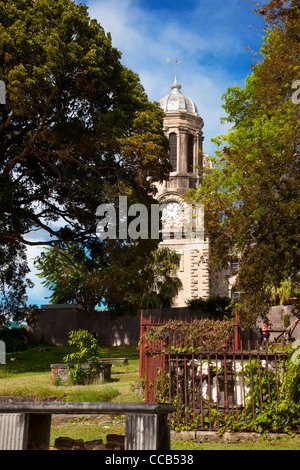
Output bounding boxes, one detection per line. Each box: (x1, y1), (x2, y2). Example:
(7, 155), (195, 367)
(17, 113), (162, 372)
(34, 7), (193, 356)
(63, 329), (102, 385)
(186, 295), (234, 317)
(0, 327), (28, 352)
(143, 318), (236, 350)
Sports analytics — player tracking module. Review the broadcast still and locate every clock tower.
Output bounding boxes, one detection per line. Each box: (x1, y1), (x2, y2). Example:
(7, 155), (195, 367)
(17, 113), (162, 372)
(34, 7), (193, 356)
(156, 71), (213, 307)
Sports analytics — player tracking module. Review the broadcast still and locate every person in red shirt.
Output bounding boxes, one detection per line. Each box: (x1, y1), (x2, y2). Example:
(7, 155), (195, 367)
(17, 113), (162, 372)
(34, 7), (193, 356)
(261, 323), (270, 347)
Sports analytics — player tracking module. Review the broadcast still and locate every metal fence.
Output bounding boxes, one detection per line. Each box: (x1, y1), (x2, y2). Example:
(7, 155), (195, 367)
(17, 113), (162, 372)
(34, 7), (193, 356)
(139, 313), (291, 431)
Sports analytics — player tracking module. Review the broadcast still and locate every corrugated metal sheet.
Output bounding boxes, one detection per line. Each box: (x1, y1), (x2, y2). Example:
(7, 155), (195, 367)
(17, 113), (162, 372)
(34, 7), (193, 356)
(0, 414), (28, 450)
(125, 414), (159, 450)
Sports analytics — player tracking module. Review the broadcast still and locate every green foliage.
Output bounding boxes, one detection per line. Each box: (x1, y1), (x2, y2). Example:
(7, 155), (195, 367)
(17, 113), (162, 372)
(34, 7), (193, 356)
(264, 280), (299, 307)
(221, 348), (300, 433)
(291, 339), (300, 367)
(186, 0), (300, 325)
(283, 314), (290, 328)
(154, 342), (300, 433)
(133, 248), (182, 310)
(64, 387), (119, 402)
(282, 343), (300, 403)
(36, 243), (104, 311)
(0, 241), (34, 326)
(0, 326), (28, 352)
(165, 357), (300, 433)
(143, 318), (235, 350)
(186, 295), (235, 317)
(36, 245), (182, 314)
(243, 359), (279, 412)
(67, 364), (88, 386)
(0, 0), (170, 322)
(64, 329), (101, 365)
(63, 329), (102, 384)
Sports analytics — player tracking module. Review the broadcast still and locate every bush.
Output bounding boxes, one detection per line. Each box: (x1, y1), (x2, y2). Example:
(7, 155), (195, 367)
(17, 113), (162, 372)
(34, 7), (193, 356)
(143, 318), (236, 350)
(63, 329), (102, 385)
(186, 295), (234, 317)
(0, 327), (28, 352)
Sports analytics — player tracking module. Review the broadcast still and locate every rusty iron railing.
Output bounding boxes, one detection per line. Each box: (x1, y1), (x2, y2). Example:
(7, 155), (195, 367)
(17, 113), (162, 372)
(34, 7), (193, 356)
(139, 310), (241, 381)
(139, 312), (290, 431)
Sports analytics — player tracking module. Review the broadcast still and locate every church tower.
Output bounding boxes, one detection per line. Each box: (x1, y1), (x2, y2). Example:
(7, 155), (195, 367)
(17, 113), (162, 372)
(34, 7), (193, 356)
(156, 69), (212, 307)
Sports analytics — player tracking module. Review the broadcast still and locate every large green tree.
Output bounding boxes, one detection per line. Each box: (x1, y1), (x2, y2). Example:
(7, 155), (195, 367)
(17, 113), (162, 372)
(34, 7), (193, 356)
(36, 244), (182, 315)
(0, 0), (170, 323)
(187, 0), (300, 325)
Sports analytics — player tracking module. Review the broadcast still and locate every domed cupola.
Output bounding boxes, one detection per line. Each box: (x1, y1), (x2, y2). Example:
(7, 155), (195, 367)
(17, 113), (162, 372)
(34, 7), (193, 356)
(155, 68), (204, 199)
(159, 76), (198, 114)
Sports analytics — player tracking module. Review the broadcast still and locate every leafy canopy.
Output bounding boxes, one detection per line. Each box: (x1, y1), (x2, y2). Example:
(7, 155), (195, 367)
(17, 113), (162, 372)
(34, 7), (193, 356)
(0, 0), (171, 323)
(36, 244), (182, 315)
(187, 0), (300, 324)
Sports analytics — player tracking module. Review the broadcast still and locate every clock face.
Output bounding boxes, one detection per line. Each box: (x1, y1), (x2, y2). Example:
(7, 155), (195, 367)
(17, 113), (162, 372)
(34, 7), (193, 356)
(162, 202), (182, 220)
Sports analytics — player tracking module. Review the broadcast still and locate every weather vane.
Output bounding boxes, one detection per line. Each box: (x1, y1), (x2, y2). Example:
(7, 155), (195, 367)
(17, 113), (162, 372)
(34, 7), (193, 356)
(166, 57), (181, 82)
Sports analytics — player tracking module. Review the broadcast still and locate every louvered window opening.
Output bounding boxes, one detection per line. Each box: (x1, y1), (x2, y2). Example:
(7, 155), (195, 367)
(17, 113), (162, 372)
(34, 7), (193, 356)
(169, 133), (177, 171)
(187, 134), (194, 172)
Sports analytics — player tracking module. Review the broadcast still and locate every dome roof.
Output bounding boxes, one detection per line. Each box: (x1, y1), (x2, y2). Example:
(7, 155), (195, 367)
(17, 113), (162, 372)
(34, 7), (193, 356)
(159, 77), (198, 114)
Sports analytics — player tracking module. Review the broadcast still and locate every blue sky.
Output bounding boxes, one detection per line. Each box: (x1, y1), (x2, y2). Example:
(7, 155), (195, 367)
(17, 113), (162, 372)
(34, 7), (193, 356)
(26, 0), (268, 306)
(86, 0), (267, 153)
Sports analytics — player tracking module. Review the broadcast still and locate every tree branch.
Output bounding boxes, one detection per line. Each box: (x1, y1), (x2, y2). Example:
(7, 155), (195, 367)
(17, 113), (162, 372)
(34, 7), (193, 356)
(0, 109), (14, 133)
(4, 234), (57, 246)
(2, 114), (48, 177)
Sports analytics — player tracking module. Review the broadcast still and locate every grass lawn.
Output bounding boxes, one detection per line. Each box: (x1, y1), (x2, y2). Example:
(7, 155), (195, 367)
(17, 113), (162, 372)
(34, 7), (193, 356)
(0, 343), (139, 401)
(49, 417), (300, 450)
(0, 343), (299, 450)
(170, 435), (300, 450)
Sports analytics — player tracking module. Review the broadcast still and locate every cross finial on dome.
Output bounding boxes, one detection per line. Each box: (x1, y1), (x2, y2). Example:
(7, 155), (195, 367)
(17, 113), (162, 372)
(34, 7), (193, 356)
(160, 59), (198, 114)
(166, 57), (182, 91)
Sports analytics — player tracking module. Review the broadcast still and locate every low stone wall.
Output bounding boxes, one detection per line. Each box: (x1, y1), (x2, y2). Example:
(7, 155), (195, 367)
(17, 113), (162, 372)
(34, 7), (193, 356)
(50, 363), (112, 385)
(171, 430), (294, 443)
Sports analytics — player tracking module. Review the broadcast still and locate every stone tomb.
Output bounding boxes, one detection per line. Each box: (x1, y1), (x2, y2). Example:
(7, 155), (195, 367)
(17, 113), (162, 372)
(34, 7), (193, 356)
(50, 363), (112, 385)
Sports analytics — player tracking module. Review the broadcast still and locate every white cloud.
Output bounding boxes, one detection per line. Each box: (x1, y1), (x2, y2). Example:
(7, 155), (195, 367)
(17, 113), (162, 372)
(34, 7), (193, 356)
(89, 0), (145, 51)
(86, 0), (248, 155)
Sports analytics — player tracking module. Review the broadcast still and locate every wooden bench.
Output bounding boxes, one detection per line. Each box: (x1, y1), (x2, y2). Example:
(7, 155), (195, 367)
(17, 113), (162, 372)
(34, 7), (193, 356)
(0, 401), (175, 451)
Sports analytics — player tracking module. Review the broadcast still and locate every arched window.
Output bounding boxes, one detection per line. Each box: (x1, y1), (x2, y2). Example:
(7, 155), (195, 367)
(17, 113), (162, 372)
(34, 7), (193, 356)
(187, 134), (194, 173)
(169, 133), (177, 171)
